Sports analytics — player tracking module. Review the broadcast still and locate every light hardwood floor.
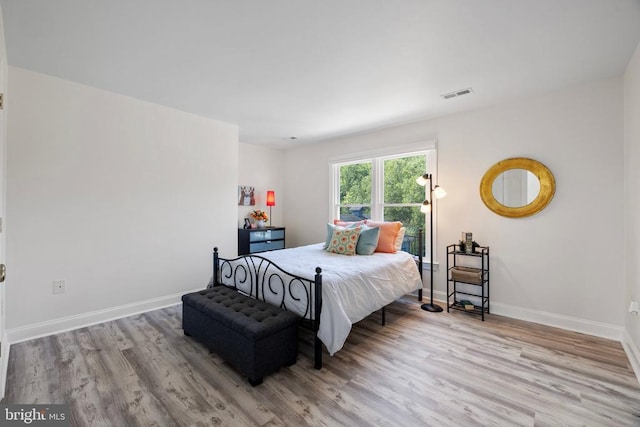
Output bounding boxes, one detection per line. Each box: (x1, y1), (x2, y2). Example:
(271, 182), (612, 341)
(3, 298), (640, 426)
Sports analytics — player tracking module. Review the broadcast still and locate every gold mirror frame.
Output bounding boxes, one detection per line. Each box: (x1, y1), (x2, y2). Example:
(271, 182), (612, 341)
(480, 157), (555, 218)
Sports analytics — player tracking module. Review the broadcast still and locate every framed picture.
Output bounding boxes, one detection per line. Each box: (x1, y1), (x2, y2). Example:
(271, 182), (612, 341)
(243, 218), (251, 229)
(238, 186), (255, 206)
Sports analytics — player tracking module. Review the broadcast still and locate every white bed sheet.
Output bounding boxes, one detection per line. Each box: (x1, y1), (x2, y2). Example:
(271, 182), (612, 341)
(255, 243), (423, 355)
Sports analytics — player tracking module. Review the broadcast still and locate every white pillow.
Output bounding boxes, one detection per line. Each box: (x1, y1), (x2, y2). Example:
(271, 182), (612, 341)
(394, 227), (406, 251)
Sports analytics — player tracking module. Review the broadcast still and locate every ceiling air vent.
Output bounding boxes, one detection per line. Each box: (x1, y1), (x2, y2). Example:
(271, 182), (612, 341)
(441, 88), (474, 100)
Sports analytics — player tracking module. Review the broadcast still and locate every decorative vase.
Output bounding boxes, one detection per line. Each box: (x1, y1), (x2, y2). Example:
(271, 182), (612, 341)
(256, 220), (265, 228)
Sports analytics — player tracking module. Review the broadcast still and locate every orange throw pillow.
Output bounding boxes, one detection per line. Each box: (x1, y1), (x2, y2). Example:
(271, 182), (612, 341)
(364, 221), (402, 253)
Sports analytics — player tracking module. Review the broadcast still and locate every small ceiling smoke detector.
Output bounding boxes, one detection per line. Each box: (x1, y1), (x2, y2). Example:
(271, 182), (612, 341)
(441, 88), (474, 100)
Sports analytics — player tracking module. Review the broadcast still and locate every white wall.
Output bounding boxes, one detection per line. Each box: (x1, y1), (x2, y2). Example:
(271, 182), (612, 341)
(624, 40), (640, 378)
(284, 77), (625, 338)
(5, 67), (238, 336)
(237, 143), (284, 237)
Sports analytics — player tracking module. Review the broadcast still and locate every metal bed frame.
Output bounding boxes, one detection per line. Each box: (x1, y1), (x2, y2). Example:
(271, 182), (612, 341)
(210, 229), (423, 370)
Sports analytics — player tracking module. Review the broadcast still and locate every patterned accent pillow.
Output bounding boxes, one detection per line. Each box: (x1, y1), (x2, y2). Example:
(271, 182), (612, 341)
(323, 223), (354, 249)
(326, 226), (362, 255)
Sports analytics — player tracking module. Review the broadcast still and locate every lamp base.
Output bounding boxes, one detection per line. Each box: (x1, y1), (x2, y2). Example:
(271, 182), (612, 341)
(421, 303), (443, 312)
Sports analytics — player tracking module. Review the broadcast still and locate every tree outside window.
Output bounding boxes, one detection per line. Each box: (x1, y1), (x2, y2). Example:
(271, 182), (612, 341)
(383, 154), (426, 239)
(338, 161), (371, 221)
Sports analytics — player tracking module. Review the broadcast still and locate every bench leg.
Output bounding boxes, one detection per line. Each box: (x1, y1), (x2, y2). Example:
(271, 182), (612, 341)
(249, 377), (263, 387)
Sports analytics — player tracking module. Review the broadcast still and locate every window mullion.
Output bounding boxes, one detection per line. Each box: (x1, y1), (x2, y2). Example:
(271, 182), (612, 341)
(329, 164), (339, 221)
(372, 158), (383, 221)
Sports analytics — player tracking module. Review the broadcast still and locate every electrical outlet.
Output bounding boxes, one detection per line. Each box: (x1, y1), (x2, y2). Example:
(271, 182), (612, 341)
(53, 280), (65, 294)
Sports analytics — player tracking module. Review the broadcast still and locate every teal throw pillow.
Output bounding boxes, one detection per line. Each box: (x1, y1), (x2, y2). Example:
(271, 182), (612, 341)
(356, 225), (380, 255)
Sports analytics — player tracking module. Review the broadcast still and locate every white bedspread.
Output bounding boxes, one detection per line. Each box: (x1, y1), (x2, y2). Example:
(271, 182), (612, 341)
(257, 243), (423, 355)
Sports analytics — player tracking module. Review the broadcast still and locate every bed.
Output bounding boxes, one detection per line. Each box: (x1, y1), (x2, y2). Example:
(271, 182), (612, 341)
(211, 228), (424, 369)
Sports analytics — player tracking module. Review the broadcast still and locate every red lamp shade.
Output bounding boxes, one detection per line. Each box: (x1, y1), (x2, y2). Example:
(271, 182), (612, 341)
(266, 190), (276, 207)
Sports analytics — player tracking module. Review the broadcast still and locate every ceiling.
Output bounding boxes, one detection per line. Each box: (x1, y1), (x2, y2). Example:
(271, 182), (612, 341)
(1, 1), (640, 148)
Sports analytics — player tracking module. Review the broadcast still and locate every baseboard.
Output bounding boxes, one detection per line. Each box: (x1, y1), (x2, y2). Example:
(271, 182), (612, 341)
(622, 329), (640, 384)
(430, 290), (622, 341)
(5, 289), (201, 345)
(489, 301), (622, 341)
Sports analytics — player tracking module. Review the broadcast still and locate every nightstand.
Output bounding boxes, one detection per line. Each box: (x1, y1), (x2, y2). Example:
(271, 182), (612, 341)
(238, 227), (286, 255)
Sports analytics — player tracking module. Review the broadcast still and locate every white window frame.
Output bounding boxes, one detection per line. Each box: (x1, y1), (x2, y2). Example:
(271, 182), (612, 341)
(328, 141), (440, 265)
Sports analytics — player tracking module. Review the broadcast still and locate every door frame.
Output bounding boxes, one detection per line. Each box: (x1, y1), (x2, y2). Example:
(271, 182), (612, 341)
(0, 4), (9, 400)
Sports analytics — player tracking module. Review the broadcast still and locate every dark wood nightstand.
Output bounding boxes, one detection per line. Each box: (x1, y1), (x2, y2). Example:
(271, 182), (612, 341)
(238, 227), (286, 255)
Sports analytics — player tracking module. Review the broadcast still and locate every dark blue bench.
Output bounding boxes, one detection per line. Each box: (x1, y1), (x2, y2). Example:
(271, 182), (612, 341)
(182, 286), (299, 386)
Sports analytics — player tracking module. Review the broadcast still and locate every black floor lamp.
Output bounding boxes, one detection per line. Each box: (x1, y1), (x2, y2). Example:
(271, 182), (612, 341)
(416, 173), (447, 312)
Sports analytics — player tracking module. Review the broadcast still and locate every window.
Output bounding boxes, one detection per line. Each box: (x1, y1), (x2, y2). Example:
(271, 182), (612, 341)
(336, 160), (372, 222)
(330, 147), (438, 259)
(382, 154), (427, 239)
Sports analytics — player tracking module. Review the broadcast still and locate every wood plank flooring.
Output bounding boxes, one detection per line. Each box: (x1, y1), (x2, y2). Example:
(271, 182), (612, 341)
(3, 298), (640, 426)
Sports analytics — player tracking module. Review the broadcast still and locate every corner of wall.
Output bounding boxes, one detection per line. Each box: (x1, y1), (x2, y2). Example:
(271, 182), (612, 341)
(237, 143), (285, 230)
(623, 37), (640, 386)
(623, 328), (640, 384)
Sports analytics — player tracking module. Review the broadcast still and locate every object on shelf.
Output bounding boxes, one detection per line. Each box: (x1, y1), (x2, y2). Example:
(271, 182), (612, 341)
(463, 232), (473, 254)
(451, 266), (483, 284)
(458, 300), (475, 310)
(458, 240), (481, 253)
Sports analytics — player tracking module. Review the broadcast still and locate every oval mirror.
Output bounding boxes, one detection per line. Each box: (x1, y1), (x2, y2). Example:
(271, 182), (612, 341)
(480, 158), (555, 218)
(491, 169), (540, 207)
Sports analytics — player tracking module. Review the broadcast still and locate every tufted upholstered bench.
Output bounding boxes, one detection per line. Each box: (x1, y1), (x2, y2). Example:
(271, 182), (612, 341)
(182, 286), (299, 386)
